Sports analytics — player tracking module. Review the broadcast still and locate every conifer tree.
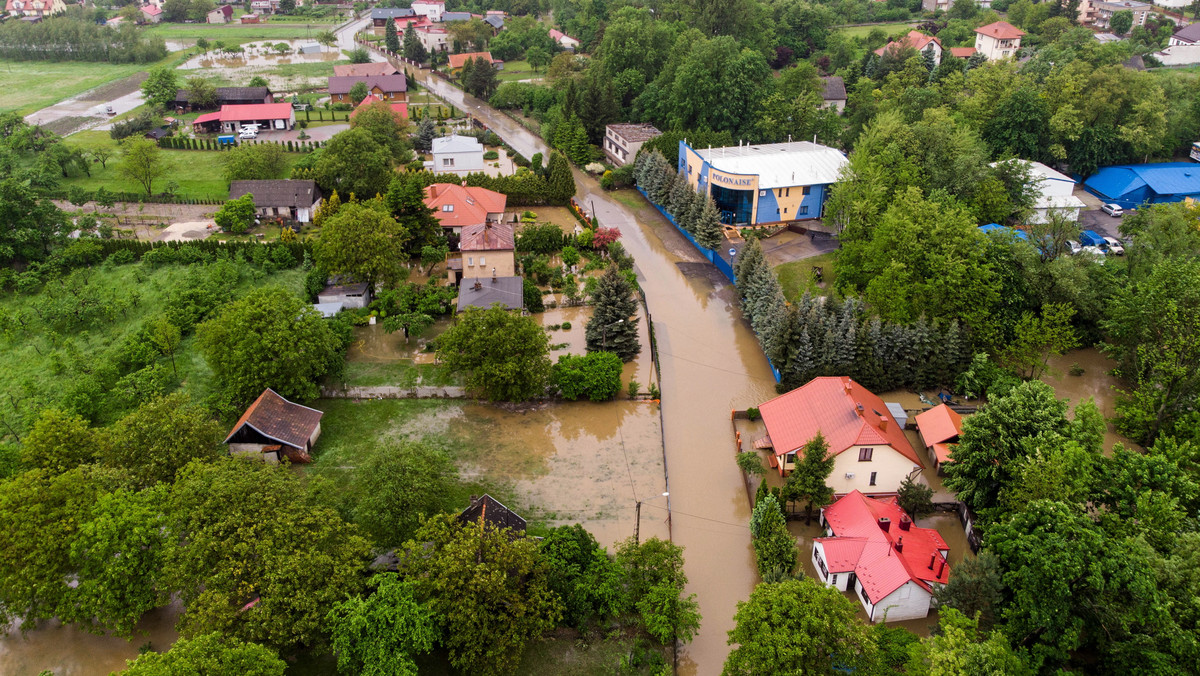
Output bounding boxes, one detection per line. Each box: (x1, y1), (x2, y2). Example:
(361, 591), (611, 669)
(586, 265), (641, 361)
(677, 190), (702, 235)
(414, 117), (437, 153)
(545, 152), (576, 204)
(651, 167), (674, 206)
(749, 494), (797, 581)
(782, 433), (835, 525)
(314, 190), (342, 227)
(639, 152), (665, 198)
(667, 173), (690, 219)
(694, 195), (723, 250)
(385, 18), (400, 53)
(403, 24), (428, 63)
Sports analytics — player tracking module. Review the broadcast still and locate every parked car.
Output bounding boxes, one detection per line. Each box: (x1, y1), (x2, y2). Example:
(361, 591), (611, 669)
(1080, 229), (1106, 248)
(238, 128), (258, 139)
(1067, 240), (1082, 255)
(105, 105), (114, 115)
(1103, 236), (1125, 255)
(1101, 203), (1123, 217)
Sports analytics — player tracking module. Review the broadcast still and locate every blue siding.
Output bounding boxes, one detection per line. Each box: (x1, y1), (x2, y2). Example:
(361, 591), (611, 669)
(756, 189), (779, 224)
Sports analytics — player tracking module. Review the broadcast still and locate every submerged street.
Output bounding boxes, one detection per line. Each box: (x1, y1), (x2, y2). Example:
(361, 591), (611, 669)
(403, 63), (780, 672)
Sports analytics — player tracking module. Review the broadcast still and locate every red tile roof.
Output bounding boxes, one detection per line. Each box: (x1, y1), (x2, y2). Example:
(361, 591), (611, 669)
(873, 30), (940, 57)
(192, 111), (221, 125)
(975, 21), (1025, 40)
(949, 46), (977, 58)
(818, 490), (950, 600)
(425, 183), (507, 228)
(141, 4), (161, 15)
(332, 61), (398, 77)
(217, 103), (293, 121)
(915, 404), (962, 447)
(758, 376), (921, 465)
(351, 93), (408, 119)
(224, 388), (323, 451)
(448, 51), (494, 69)
(460, 222), (515, 251)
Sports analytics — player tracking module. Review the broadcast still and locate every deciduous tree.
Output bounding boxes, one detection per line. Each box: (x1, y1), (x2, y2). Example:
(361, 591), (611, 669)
(749, 494), (797, 581)
(118, 137), (169, 196)
(104, 392), (222, 486)
(221, 143), (288, 183)
(214, 193), (257, 235)
(314, 128), (395, 198)
(551, 351), (623, 401)
(436, 306), (551, 401)
(615, 536), (701, 645)
(120, 632), (286, 676)
(326, 574), (437, 676)
(345, 440), (457, 548)
(315, 202), (410, 289)
(19, 407), (103, 473)
(140, 67), (179, 110)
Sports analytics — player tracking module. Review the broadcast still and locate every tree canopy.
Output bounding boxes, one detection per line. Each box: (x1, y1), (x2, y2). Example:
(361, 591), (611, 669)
(436, 306), (551, 401)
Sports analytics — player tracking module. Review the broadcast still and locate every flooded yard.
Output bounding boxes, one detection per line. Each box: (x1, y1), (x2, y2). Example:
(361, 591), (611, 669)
(0, 603), (181, 676)
(1043, 347), (1133, 452)
(178, 41), (338, 70)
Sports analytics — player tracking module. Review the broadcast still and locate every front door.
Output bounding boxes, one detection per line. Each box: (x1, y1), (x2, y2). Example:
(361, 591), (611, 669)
(847, 572), (856, 590)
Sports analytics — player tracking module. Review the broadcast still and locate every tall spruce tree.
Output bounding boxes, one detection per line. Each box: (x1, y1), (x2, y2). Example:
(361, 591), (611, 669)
(667, 173), (691, 219)
(414, 117), (437, 153)
(694, 195), (723, 250)
(678, 190), (704, 235)
(782, 433), (835, 525)
(545, 152), (576, 204)
(403, 24), (427, 63)
(586, 265), (641, 362)
(385, 18), (400, 53)
(749, 494), (798, 581)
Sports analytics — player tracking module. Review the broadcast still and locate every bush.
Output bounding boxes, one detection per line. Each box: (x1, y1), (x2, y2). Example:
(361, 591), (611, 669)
(522, 277), (545, 313)
(483, 150), (499, 160)
(560, 321), (571, 330)
(552, 352), (623, 401)
(746, 407), (760, 421)
(515, 222), (567, 254)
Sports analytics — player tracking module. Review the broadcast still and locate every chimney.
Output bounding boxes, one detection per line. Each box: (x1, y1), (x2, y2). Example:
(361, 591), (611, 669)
(928, 553), (936, 570)
(844, 380), (852, 394)
(856, 403), (865, 417)
(877, 517), (891, 532)
(879, 418), (888, 432)
(473, 280), (482, 291)
(895, 536), (903, 552)
(899, 515), (911, 531)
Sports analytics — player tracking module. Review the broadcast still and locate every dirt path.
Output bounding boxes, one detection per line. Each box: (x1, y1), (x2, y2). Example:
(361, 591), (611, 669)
(403, 63), (777, 673)
(27, 72), (149, 137)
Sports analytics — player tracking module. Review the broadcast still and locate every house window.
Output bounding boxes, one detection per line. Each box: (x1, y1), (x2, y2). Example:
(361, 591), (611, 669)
(802, 186), (811, 195)
(858, 447), (874, 462)
(443, 158), (455, 167)
(467, 257), (474, 266)
(831, 574), (838, 585)
(479, 256), (485, 265)
(786, 187), (791, 197)
(870, 472), (877, 486)
(815, 551), (828, 577)
(442, 204), (454, 212)
(799, 206), (809, 215)
(784, 208), (788, 215)
(859, 585), (871, 605)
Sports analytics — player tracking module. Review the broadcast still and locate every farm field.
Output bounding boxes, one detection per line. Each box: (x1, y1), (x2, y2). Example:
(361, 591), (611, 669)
(0, 56), (177, 116)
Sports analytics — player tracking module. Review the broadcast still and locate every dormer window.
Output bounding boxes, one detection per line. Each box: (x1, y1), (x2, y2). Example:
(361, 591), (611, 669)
(442, 204), (454, 212)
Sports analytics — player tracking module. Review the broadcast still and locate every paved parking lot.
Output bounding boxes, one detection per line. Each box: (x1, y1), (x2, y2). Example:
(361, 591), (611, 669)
(1079, 208), (1124, 239)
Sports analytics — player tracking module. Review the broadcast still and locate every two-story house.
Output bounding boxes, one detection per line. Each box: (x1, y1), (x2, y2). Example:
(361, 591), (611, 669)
(604, 123), (662, 167)
(973, 21), (1025, 59)
(430, 134), (485, 176)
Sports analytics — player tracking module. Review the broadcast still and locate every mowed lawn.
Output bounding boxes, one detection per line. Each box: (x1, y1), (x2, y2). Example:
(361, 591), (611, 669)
(144, 22), (332, 45)
(835, 21), (918, 39)
(774, 251), (837, 300)
(62, 130), (309, 200)
(0, 57), (175, 116)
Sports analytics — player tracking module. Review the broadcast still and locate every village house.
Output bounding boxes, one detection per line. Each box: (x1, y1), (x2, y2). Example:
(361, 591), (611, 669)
(139, 3), (162, 22)
(483, 10), (505, 31)
(873, 30), (942, 67)
(949, 46), (977, 58)
(225, 389), (324, 464)
(192, 102), (294, 133)
(417, 23), (451, 53)
(206, 4), (232, 22)
(327, 74), (408, 104)
(240, 12), (259, 23)
(5, 0), (66, 19)
(449, 221), (516, 285)
(351, 93), (409, 120)
(549, 28), (581, 51)
(425, 183), (507, 235)
(812, 491), (951, 622)
(442, 10), (472, 22)
(1091, 0), (1151, 30)
(1169, 22), (1200, 46)
(316, 279), (372, 317)
(411, 0), (445, 21)
(754, 376), (923, 494)
(973, 21), (1024, 59)
(993, 159), (1086, 224)
(447, 51), (495, 74)
(228, 179), (321, 223)
(457, 275), (524, 312)
(457, 494), (527, 533)
(914, 404), (963, 474)
(820, 76), (847, 113)
(332, 62), (398, 77)
(431, 134), (485, 176)
(173, 86), (273, 112)
(370, 6), (415, 34)
(604, 123), (662, 167)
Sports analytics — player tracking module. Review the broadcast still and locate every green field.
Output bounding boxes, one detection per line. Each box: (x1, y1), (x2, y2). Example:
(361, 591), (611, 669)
(774, 252), (837, 300)
(496, 59), (544, 83)
(61, 131), (309, 201)
(835, 21), (918, 40)
(0, 55), (179, 116)
(144, 22), (334, 45)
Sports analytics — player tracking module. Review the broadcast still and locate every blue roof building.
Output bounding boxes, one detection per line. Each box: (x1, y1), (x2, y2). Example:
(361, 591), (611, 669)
(1083, 163), (1200, 209)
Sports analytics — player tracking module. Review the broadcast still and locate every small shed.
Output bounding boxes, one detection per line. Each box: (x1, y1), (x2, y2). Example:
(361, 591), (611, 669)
(317, 281), (372, 309)
(456, 275), (523, 312)
(225, 388), (323, 464)
(312, 301), (344, 318)
(457, 494), (526, 533)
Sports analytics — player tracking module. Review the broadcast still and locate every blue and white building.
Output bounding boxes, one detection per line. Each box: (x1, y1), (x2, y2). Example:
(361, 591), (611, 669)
(678, 140), (848, 226)
(1084, 162), (1200, 209)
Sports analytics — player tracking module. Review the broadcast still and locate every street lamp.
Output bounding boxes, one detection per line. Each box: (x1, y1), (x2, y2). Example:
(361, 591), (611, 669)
(635, 492), (669, 544)
(601, 318), (624, 350)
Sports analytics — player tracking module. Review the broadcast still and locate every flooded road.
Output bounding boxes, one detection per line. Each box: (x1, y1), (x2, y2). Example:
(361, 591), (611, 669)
(399, 60), (778, 671)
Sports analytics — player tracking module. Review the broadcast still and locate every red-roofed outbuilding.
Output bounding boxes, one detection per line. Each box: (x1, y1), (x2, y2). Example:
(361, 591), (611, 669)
(812, 490), (950, 622)
(914, 404), (964, 472)
(755, 376), (922, 495)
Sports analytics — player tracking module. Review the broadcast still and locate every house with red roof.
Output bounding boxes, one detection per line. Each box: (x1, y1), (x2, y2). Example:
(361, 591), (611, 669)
(424, 183), (507, 235)
(974, 21), (1024, 60)
(191, 103), (295, 134)
(754, 376), (922, 494)
(549, 28), (581, 51)
(447, 51), (495, 73)
(139, 2), (161, 22)
(949, 46), (977, 59)
(914, 404), (963, 473)
(225, 389), (323, 464)
(873, 30), (942, 67)
(351, 93), (409, 121)
(812, 490), (950, 622)
(5, 0), (65, 19)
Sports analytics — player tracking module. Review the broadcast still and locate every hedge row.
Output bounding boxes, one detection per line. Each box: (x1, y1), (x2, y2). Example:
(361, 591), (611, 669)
(156, 137), (322, 152)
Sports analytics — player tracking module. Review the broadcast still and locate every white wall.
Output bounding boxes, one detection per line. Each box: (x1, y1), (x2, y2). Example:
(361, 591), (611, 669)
(432, 149), (485, 176)
(828, 445), (921, 495)
(866, 580), (935, 623)
(1155, 44), (1200, 66)
(811, 542), (853, 591)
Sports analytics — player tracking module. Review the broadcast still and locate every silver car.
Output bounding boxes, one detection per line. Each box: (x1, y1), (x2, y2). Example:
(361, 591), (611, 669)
(1103, 236), (1125, 255)
(1101, 203), (1123, 217)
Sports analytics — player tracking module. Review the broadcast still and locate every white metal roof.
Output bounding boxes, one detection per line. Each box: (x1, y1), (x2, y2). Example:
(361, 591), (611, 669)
(696, 141), (848, 189)
(433, 134), (482, 154)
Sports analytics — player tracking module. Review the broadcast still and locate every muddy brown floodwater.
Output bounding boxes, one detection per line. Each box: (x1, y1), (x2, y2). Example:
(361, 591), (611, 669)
(1043, 347), (1134, 452)
(0, 603), (181, 675)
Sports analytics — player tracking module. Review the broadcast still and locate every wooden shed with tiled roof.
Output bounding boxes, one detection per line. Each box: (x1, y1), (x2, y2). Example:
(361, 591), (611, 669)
(224, 389), (323, 464)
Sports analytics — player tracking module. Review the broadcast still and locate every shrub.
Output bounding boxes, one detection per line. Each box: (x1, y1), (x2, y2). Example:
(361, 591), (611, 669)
(551, 352), (623, 401)
(522, 277), (545, 313)
(627, 379), (640, 398)
(483, 150), (499, 160)
(560, 321), (571, 330)
(746, 407), (760, 421)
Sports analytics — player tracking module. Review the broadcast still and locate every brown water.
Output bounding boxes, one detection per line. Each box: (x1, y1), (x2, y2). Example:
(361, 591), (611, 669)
(1042, 347), (1133, 452)
(345, 319), (449, 365)
(0, 603), (181, 676)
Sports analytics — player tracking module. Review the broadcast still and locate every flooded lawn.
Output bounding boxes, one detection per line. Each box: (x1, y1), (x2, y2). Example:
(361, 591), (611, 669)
(0, 603), (181, 676)
(312, 395), (669, 549)
(338, 321), (456, 388)
(178, 41), (338, 69)
(1042, 347), (1133, 451)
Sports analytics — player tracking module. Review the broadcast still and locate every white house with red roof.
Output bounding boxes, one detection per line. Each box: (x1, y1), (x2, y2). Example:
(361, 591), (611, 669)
(5, 0), (65, 19)
(549, 28), (581, 51)
(755, 376), (922, 494)
(812, 490), (950, 622)
(139, 3), (162, 22)
(191, 103), (295, 134)
(873, 30), (942, 66)
(412, 0), (444, 21)
(424, 183), (507, 235)
(974, 21), (1025, 60)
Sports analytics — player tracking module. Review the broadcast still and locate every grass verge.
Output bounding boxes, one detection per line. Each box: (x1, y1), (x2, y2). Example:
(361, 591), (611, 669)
(774, 251), (837, 300)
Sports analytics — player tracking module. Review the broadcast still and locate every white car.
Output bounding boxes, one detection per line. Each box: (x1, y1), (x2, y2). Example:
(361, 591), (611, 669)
(1101, 203), (1123, 217)
(1081, 245), (1106, 257)
(238, 128), (258, 139)
(1103, 236), (1125, 255)
(1067, 240), (1082, 255)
